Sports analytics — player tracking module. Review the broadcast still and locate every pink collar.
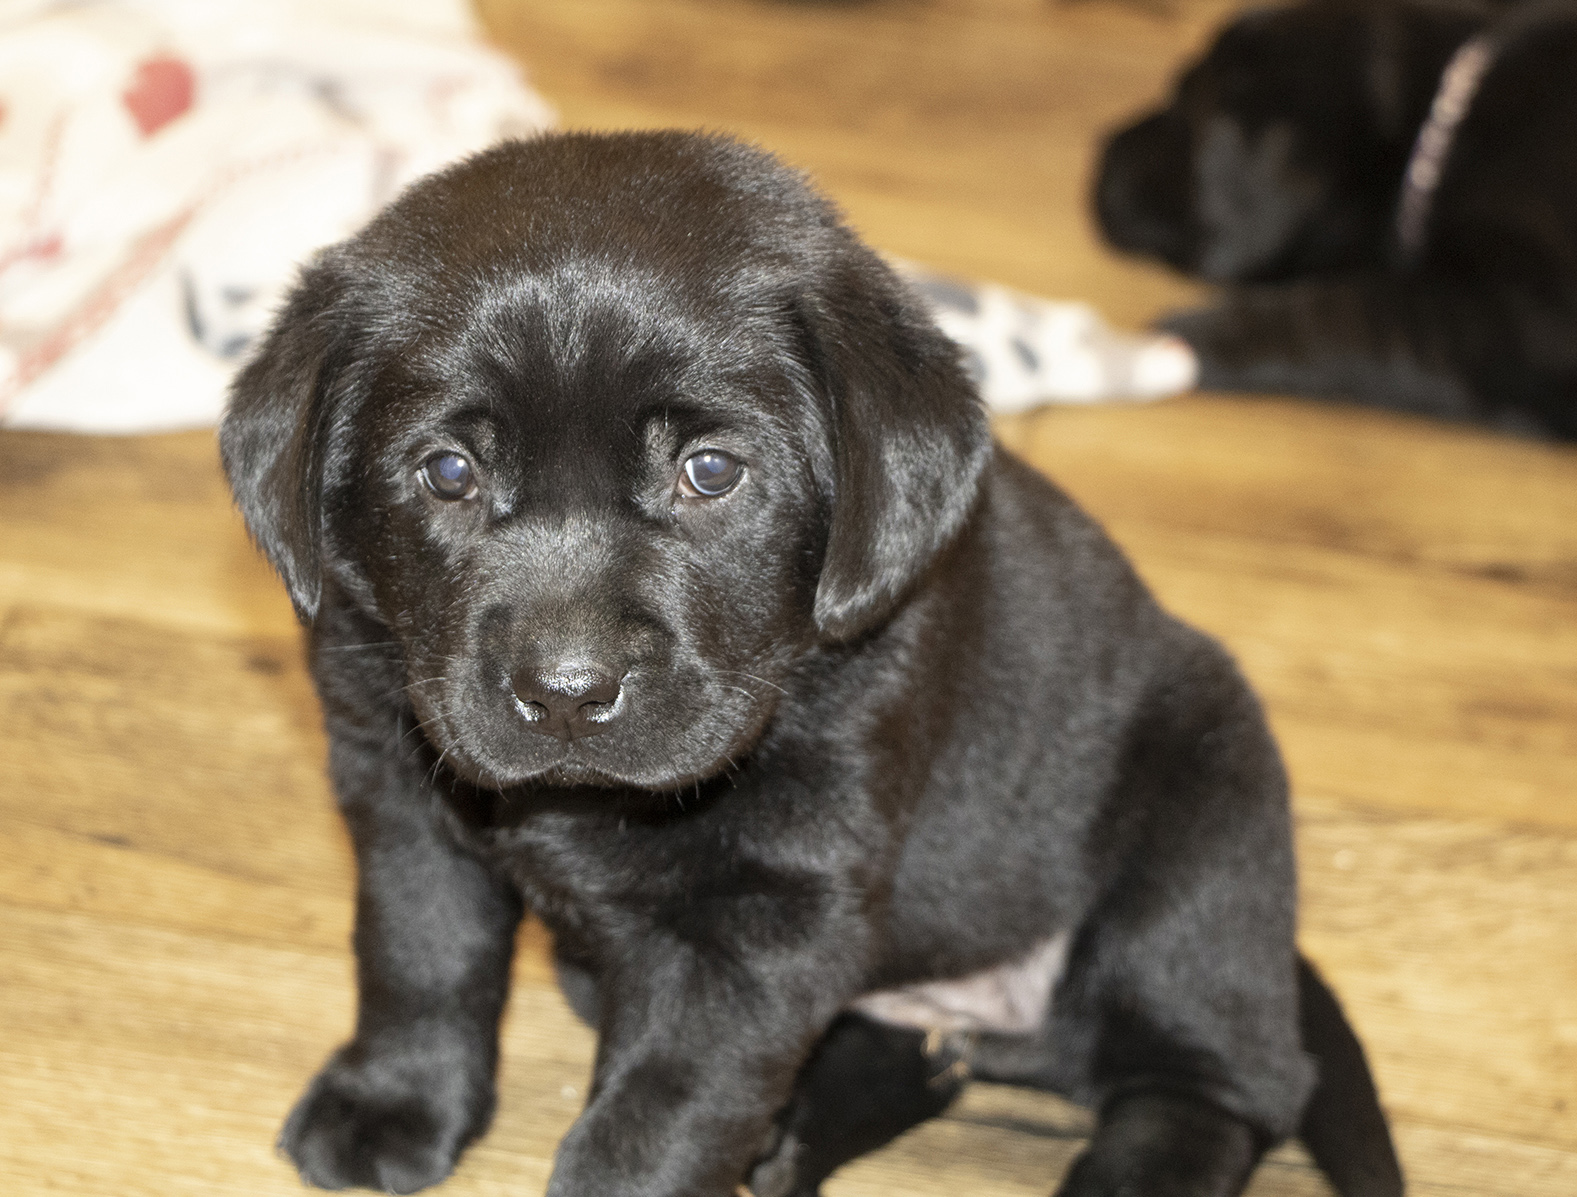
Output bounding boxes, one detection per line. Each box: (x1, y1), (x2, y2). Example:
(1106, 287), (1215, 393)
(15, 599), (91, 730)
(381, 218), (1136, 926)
(1395, 33), (1498, 258)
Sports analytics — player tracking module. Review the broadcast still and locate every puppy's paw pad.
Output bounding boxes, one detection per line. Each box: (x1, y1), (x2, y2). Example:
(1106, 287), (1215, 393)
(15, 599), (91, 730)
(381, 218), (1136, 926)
(280, 1061), (478, 1193)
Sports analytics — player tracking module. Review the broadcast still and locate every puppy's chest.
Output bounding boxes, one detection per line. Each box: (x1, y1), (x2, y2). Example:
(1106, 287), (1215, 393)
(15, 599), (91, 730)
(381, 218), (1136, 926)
(447, 792), (1070, 1037)
(451, 792), (807, 929)
(440, 792), (632, 910)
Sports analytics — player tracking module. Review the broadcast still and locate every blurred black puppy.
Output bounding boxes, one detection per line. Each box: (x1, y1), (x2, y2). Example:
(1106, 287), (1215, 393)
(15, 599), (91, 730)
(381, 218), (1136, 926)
(1098, 0), (1577, 437)
(222, 131), (1402, 1197)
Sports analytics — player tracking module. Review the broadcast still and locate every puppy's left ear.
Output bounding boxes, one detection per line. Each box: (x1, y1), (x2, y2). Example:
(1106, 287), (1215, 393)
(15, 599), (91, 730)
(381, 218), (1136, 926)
(803, 252), (991, 642)
(219, 259), (353, 623)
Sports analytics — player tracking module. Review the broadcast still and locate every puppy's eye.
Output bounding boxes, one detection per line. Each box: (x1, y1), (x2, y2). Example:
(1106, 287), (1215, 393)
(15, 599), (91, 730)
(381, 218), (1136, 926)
(422, 452), (475, 500)
(681, 450), (743, 497)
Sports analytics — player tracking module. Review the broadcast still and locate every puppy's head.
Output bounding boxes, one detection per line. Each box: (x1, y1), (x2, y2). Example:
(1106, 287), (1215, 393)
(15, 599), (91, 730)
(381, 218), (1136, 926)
(221, 132), (988, 791)
(1093, 0), (1487, 281)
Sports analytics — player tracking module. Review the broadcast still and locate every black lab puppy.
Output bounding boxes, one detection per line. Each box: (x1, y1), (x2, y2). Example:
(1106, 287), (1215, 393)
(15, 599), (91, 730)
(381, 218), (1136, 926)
(221, 131), (1402, 1197)
(1097, 0), (1577, 438)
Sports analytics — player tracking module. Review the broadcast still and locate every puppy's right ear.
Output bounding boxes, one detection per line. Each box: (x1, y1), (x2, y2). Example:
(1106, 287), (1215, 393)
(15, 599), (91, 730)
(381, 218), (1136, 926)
(219, 261), (351, 623)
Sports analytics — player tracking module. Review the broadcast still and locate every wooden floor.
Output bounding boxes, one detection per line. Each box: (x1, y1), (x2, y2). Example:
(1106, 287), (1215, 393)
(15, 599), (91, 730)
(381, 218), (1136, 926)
(3, 1), (1575, 1194)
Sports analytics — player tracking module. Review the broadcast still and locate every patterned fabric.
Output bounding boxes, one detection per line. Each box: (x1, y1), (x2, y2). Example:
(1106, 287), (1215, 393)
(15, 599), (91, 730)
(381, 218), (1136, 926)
(0, 1), (1194, 432)
(898, 262), (1197, 413)
(0, 0), (553, 431)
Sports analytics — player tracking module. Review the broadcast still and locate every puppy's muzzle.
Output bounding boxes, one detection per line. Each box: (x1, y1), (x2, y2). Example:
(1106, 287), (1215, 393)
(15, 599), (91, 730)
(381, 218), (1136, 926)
(512, 661), (624, 742)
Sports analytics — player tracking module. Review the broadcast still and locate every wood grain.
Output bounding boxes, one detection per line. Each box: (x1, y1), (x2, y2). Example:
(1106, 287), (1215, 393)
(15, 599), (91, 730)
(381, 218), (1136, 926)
(3, 1), (1574, 1195)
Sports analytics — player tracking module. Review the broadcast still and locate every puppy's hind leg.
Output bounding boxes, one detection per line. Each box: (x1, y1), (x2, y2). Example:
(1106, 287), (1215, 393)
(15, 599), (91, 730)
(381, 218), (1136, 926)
(747, 1014), (967, 1197)
(1047, 638), (1316, 1197)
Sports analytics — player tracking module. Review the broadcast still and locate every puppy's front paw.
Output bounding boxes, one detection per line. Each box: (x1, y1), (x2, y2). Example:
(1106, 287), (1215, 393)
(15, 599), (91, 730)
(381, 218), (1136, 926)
(280, 1044), (493, 1193)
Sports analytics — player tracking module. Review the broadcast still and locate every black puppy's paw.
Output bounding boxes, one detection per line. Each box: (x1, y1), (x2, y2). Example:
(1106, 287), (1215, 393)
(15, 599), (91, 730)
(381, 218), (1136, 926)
(1157, 306), (1242, 375)
(747, 1126), (815, 1197)
(280, 1045), (493, 1193)
(743, 1017), (969, 1197)
(1053, 1091), (1261, 1197)
(1160, 299), (1319, 395)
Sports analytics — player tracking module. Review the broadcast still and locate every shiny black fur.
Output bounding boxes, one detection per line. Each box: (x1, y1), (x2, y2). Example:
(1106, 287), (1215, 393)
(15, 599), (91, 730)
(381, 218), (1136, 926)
(222, 131), (1401, 1197)
(1097, 0), (1577, 437)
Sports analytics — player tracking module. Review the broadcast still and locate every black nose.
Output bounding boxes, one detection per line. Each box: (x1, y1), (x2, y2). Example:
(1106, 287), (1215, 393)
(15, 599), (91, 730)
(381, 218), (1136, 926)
(1094, 110), (1196, 271)
(512, 661), (623, 741)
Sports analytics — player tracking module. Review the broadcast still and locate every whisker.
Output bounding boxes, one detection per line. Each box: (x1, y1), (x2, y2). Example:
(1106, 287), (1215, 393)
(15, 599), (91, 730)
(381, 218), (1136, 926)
(400, 708), (450, 752)
(426, 740), (454, 789)
(715, 669), (787, 696)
